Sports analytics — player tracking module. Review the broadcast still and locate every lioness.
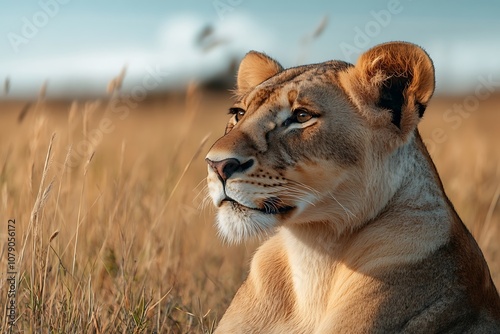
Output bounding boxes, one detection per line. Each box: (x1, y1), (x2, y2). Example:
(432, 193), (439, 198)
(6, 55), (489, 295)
(205, 41), (500, 333)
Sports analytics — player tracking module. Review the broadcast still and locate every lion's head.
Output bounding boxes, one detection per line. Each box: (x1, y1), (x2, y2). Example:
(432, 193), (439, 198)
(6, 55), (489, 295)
(206, 42), (435, 243)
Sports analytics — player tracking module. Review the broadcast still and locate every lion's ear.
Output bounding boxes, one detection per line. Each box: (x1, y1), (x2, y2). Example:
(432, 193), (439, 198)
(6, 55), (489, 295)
(340, 42), (435, 137)
(237, 51), (283, 93)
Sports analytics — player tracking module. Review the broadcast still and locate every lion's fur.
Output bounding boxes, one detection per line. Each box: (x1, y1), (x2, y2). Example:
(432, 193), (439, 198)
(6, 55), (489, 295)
(205, 41), (500, 333)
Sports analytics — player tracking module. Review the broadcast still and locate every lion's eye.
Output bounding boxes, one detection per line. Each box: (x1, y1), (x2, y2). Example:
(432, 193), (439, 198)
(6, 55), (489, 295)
(282, 109), (317, 127)
(229, 108), (246, 122)
(296, 110), (312, 123)
(236, 110), (245, 122)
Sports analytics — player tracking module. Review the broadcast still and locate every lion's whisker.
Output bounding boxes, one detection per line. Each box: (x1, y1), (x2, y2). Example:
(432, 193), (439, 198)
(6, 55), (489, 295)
(328, 191), (357, 222)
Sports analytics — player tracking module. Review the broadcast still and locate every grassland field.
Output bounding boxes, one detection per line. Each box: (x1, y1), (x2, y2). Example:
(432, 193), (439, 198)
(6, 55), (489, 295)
(0, 88), (499, 333)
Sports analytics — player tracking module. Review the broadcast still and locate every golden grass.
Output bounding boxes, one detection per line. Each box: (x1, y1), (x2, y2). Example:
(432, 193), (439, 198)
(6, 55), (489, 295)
(0, 88), (499, 333)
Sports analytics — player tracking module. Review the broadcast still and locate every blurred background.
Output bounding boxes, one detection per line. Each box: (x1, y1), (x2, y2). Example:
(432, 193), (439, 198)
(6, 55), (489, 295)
(1, 1), (499, 333)
(1, 0), (500, 98)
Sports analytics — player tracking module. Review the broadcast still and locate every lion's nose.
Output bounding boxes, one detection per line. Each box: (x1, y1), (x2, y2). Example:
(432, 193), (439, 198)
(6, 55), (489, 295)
(206, 158), (253, 182)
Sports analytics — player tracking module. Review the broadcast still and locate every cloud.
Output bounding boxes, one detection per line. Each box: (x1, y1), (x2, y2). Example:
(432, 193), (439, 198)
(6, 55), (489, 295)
(0, 12), (275, 98)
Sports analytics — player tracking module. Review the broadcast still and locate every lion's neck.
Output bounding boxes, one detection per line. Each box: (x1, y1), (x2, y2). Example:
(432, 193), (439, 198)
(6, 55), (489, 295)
(281, 223), (342, 322)
(280, 132), (453, 314)
(336, 132), (452, 234)
(373, 132), (451, 221)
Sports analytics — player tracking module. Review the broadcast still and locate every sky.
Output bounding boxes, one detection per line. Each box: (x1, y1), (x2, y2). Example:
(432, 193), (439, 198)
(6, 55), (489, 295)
(1, 0), (500, 98)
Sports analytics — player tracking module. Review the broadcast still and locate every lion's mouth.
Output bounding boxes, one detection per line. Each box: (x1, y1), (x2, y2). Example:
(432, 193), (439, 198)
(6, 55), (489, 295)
(222, 197), (295, 215)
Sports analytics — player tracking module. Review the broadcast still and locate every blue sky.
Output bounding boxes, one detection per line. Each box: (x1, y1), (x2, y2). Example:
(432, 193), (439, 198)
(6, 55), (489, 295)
(1, 0), (500, 98)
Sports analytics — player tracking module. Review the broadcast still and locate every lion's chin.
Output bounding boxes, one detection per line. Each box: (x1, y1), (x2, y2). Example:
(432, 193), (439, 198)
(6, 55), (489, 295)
(216, 200), (292, 244)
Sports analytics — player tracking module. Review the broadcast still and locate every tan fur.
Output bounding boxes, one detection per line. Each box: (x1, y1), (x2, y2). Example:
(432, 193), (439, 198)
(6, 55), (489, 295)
(206, 42), (500, 333)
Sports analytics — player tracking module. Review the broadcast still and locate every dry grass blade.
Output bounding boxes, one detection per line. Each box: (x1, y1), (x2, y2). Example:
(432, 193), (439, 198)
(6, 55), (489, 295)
(68, 101), (78, 124)
(53, 145), (72, 223)
(30, 133), (56, 224)
(0, 145), (12, 181)
(297, 15), (329, 64)
(92, 311), (102, 334)
(153, 133), (210, 229)
(4, 76), (10, 95)
(310, 15), (328, 39)
(145, 288), (173, 318)
(480, 183), (500, 247)
(107, 65), (127, 95)
(485, 183), (500, 228)
(17, 102), (31, 123)
(49, 230), (60, 243)
(39, 80), (48, 101)
(40, 180), (54, 208)
(72, 150), (95, 275)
